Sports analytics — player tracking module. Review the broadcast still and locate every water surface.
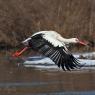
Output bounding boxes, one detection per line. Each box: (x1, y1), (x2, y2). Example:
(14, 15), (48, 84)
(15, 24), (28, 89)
(0, 57), (95, 94)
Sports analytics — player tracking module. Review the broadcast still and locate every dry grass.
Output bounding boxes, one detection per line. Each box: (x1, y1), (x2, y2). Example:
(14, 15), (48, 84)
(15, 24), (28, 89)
(0, 0), (94, 51)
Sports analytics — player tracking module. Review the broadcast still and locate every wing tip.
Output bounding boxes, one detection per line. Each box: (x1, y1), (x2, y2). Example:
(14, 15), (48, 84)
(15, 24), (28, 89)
(58, 55), (81, 71)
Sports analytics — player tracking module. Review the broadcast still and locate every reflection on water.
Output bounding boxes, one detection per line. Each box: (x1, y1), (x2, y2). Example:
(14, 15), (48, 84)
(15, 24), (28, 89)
(0, 57), (95, 94)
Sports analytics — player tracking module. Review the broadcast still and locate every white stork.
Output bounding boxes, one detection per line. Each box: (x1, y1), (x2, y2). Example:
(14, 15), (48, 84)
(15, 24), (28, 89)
(13, 31), (87, 71)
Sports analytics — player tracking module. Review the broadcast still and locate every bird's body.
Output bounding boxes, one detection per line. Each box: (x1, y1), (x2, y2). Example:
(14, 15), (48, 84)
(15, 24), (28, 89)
(17, 31), (87, 71)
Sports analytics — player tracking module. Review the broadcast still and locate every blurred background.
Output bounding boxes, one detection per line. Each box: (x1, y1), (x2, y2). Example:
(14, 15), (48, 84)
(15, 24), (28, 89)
(0, 0), (95, 54)
(0, 0), (95, 94)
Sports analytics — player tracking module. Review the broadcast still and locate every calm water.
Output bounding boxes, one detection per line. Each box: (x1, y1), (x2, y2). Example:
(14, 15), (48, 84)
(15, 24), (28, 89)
(0, 57), (95, 95)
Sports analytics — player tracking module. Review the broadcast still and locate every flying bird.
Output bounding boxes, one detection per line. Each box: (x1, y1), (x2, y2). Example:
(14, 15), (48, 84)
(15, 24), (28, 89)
(13, 31), (87, 71)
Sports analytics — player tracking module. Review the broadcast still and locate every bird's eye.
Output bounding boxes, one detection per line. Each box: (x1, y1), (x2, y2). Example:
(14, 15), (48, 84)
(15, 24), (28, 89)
(75, 39), (79, 42)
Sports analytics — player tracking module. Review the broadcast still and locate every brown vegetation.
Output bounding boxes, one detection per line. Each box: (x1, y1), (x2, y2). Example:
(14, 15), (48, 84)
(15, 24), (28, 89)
(0, 0), (95, 51)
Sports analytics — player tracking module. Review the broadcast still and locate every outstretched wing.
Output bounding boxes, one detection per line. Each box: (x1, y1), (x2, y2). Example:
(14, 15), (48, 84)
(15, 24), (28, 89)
(39, 44), (80, 71)
(30, 34), (80, 71)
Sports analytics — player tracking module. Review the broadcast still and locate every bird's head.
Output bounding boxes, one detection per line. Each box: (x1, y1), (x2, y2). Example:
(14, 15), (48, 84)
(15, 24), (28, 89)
(71, 38), (87, 46)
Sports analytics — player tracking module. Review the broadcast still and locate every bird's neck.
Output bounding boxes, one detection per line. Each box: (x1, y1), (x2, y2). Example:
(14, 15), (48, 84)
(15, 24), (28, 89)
(58, 37), (76, 44)
(65, 38), (75, 43)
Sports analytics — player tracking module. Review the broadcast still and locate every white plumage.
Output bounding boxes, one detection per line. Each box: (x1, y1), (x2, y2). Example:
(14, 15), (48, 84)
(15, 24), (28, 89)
(22, 31), (86, 71)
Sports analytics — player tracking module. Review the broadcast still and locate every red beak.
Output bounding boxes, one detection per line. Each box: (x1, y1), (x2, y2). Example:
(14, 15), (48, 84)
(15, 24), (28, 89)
(79, 41), (87, 46)
(12, 47), (28, 57)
